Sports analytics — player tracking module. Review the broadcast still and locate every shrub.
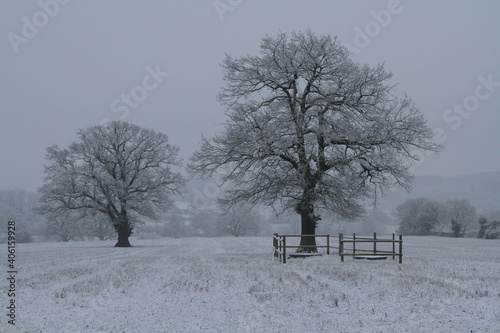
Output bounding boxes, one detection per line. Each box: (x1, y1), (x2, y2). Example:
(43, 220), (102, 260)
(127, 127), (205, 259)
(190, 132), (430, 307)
(477, 217), (500, 239)
(17, 231), (34, 243)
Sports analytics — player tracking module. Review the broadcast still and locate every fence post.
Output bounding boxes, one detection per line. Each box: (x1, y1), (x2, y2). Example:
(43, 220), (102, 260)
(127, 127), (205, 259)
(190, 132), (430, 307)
(326, 234), (330, 255)
(338, 233), (342, 256)
(392, 233), (395, 260)
(353, 233), (356, 256)
(399, 235), (403, 264)
(373, 232), (377, 254)
(339, 233), (344, 262)
(280, 236), (284, 262)
(273, 233), (277, 258)
(282, 235), (286, 264)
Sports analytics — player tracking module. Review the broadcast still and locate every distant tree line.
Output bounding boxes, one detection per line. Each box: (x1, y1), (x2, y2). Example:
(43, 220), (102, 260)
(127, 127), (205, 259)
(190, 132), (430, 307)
(0, 189), (116, 243)
(0, 188), (268, 243)
(395, 197), (499, 238)
(45, 211), (116, 242)
(136, 205), (264, 239)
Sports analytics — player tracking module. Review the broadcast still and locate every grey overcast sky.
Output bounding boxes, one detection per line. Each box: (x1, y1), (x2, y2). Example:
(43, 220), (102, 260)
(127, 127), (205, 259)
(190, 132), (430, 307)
(1, 0), (499, 192)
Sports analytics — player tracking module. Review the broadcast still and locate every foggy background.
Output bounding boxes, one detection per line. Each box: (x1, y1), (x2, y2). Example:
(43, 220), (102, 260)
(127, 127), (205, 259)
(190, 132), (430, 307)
(1, 0), (500, 192)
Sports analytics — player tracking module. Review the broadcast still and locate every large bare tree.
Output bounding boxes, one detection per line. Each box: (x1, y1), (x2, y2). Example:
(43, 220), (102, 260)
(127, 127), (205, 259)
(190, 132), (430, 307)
(190, 31), (440, 252)
(39, 121), (184, 247)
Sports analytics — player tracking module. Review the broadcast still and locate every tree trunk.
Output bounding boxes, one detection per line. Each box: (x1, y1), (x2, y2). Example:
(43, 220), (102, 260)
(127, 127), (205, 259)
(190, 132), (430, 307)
(297, 207), (318, 253)
(114, 223), (132, 247)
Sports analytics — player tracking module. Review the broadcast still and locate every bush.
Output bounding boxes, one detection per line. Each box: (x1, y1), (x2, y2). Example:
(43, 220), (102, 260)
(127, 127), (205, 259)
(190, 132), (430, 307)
(477, 217), (500, 239)
(17, 231), (34, 243)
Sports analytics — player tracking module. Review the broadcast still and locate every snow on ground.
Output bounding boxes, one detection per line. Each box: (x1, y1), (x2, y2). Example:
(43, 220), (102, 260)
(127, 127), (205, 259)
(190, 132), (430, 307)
(1, 236), (499, 332)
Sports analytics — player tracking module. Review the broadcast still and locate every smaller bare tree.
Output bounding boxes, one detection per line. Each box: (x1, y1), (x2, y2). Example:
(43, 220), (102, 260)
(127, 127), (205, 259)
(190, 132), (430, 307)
(218, 205), (259, 237)
(39, 121), (185, 247)
(445, 199), (477, 237)
(395, 198), (444, 235)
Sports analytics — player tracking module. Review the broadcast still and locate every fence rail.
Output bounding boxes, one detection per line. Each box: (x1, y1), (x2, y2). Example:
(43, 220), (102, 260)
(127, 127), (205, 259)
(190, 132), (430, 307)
(273, 232), (403, 264)
(273, 234), (335, 264)
(339, 232), (403, 263)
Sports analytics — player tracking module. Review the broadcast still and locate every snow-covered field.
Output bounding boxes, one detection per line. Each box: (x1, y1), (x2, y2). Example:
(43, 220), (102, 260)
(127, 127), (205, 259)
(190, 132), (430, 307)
(1, 236), (499, 332)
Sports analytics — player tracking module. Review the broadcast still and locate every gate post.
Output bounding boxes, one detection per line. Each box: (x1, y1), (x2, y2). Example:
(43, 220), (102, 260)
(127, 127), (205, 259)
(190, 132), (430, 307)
(353, 233), (356, 255)
(399, 235), (403, 264)
(282, 236), (286, 264)
(339, 233), (344, 262)
(326, 234), (330, 255)
(392, 233), (395, 260)
(273, 233), (278, 258)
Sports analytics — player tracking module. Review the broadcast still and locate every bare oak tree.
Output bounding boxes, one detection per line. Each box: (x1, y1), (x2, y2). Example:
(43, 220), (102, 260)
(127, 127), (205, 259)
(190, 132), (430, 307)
(39, 121), (184, 247)
(190, 31), (440, 252)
